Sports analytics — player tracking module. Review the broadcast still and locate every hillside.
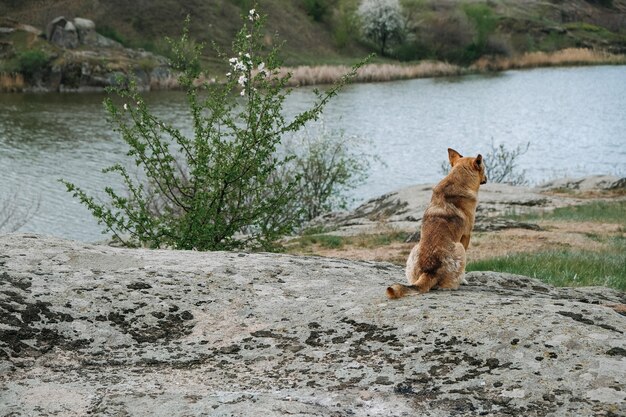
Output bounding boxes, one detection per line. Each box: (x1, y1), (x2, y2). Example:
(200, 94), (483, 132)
(1, 0), (625, 92)
(2, 0), (625, 63)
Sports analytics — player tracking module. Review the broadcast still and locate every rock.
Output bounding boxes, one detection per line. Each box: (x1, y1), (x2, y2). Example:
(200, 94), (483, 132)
(47, 17), (79, 49)
(538, 175), (626, 192)
(73, 17), (97, 46)
(309, 176), (625, 237)
(1, 234), (624, 416)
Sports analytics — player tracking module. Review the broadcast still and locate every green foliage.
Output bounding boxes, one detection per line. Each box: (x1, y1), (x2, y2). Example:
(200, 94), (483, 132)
(16, 49), (50, 79)
(96, 26), (128, 46)
(586, 0), (613, 8)
(332, 2), (360, 49)
(462, 3), (498, 62)
(62, 10), (366, 251)
(302, 0), (330, 22)
(509, 201), (626, 225)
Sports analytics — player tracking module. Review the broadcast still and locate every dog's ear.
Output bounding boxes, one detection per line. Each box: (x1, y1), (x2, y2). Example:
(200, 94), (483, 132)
(475, 154), (483, 169)
(448, 148), (462, 167)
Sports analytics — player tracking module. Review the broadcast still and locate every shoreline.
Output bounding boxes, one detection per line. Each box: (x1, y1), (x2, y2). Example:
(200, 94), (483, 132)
(2, 48), (624, 93)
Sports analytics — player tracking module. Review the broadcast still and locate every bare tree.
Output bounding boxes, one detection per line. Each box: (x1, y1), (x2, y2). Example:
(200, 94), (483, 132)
(0, 190), (40, 233)
(440, 141), (530, 186)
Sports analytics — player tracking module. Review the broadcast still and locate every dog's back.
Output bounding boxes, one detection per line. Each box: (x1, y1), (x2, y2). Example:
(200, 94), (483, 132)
(387, 149), (487, 299)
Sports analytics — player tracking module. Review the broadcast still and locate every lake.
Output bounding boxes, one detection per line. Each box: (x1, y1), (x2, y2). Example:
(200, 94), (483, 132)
(1, 65), (625, 242)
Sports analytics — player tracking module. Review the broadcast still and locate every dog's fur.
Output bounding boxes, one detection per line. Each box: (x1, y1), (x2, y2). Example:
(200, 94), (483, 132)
(386, 148), (487, 299)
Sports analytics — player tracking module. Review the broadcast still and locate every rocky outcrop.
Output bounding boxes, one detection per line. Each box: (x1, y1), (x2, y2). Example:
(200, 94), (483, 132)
(312, 175), (626, 237)
(0, 17), (175, 92)
(1, 234), (624, 416)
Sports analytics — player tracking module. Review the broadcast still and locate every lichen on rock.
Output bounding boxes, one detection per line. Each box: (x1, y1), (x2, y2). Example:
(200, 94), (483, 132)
(0, 233), (624, 416)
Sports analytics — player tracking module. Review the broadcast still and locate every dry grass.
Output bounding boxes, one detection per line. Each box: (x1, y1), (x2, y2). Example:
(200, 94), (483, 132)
(0, 72), (24, 92)
(275, 61), (465, 87)
(471, 48), (626, 72)
(272, 48), (624, 86)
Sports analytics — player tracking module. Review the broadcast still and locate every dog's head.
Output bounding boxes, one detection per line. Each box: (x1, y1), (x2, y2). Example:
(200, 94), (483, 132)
(448, 148), (488, 185)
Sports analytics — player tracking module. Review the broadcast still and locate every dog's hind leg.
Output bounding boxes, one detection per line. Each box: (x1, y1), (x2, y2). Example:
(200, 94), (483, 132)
(405, 243), (422, 285)
(437, 243), (466, 290)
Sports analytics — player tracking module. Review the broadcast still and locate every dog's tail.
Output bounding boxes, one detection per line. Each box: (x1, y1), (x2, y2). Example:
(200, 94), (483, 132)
(386, 272), (439, 299)
(386, 283), (420, 299)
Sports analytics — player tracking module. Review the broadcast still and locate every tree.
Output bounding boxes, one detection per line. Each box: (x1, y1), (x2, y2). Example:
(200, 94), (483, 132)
(62, 10), (367, 251)
(357, 0), (405, 56)
(0, 190), (40, 233)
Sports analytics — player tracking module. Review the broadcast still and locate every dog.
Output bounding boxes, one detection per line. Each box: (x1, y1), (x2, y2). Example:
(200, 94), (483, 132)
(386, 148), (487, 299)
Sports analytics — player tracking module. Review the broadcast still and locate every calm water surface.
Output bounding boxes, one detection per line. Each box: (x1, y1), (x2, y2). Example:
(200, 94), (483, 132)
(1, 65), (625, 241)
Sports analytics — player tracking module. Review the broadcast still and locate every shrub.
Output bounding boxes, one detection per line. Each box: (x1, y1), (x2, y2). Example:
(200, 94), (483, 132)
(280, 122), (375, 222)
(332, 3), (360, 49)
(62, 10), (366, 251)
(302, 0), (330, 22)
(16, 49), (50, 79)
(440, 141), (529, 185)
(0, 190), (40, 233)
(96, 26), (127, 46)
(462, 3), (498, 62)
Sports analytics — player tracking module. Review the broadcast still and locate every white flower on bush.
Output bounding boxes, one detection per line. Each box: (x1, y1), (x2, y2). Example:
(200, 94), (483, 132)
(249, 9), (259, 21)
(238, 75), (247, 86)
(257, 62), (267, 77)
(357, 0), (405, 56)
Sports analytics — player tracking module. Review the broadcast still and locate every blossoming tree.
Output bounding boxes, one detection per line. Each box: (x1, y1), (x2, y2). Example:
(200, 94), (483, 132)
(357, 0), (405, 56)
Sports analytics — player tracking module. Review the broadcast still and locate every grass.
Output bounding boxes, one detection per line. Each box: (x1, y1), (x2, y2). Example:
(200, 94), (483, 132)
(471, 200), (626, 290)
(467, 238), (626, 290)
(276, 61), (465, 86)
(510, 200), (626, 225)
(471, 48), (626, 72)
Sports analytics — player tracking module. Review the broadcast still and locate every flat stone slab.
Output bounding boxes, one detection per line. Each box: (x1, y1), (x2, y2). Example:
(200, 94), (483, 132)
(0, 234), (625, 416)
(311, 175), (625, 236)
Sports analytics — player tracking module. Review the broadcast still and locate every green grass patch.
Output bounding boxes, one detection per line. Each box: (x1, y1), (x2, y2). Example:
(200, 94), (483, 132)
(295, 235), (346, 249)
(509, 200), (626, 225)
(468, 236), (626, 290)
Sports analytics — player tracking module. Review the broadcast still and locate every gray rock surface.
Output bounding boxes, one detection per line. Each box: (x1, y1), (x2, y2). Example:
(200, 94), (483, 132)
(311, 175), (625, 237)
(1, 234), (624, 416)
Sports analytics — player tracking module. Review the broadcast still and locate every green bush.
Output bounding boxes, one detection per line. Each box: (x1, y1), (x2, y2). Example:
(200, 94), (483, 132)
(62, 11), (367, 251)
(96, 26), (127, 46)
(302, 0), (330, 22)
(16, 49), (50, 79)
(462, 3), (498, 62)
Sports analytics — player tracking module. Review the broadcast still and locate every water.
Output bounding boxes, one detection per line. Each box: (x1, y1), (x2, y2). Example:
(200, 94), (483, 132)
(1, 65), (625, 242)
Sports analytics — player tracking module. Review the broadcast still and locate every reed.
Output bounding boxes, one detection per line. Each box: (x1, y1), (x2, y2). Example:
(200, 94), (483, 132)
(0, 72), (25, 92)
(275, 61), (465, 86)
(471, 48), (626, 72)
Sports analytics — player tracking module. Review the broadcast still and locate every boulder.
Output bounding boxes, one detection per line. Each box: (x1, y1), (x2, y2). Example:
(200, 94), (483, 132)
(46, 16), (78, 49)
(0, 234), (624, 416)
(73, 17), (97, 46)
